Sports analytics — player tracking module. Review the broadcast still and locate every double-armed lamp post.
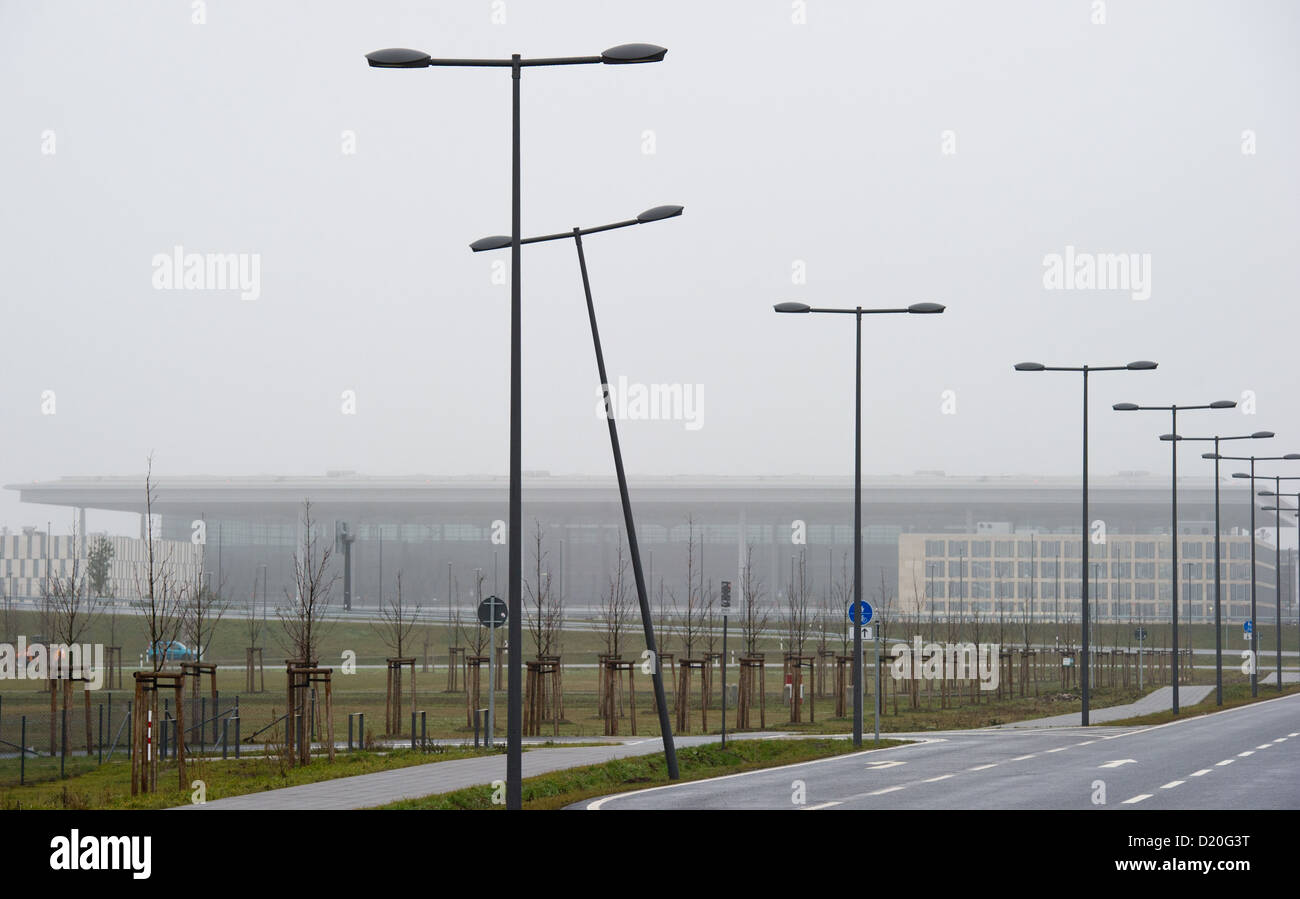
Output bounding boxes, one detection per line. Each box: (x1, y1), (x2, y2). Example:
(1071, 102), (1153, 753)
(1112, 400), (1236, 714)
(1012, 361), (1157, 726)
(775, 301), (945, 747)
(366, 41), (668, 810)
(470, 205), (685, 776)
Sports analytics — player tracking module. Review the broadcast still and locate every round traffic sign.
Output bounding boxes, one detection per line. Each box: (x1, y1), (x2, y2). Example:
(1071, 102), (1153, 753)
(478, 595), (508, 628)
(847, 600), (873, 625)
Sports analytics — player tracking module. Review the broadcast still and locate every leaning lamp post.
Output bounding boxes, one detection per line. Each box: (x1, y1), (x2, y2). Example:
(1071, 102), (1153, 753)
(1013, 361), (1157, 726)
(471, 205), (684, 776)
(366, 42), (666, 811)
(775, 300), (946, 748)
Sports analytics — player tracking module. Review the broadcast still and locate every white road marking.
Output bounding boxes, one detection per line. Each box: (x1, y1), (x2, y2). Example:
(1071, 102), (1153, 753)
(1216, 759), (1234, 766)
(864, 760), (906, 771)
(869, 786), (905, 795)
(968, 764), (997, 771)
(1046, 747), (1068, 753)
(1077, 740), (1097, 746)
(1099, 759), (1137, 769)
(1160, 781), (1184, 789)
(1237, 750), (1254, 757)
(1290, 733), (1299, 738)
(1256, 744), (1272, 750)
(1011, 754), (1036, 761)
(802, 801), (843, 811)
(1189, 769), (1212, 777)
(1122, 794), (1153, 804)
(1274, 738), (1287, 743)
(922, 774), (955, 783)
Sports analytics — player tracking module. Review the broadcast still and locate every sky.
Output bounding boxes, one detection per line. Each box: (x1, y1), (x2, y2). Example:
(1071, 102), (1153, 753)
(2, 0), (1298, 536)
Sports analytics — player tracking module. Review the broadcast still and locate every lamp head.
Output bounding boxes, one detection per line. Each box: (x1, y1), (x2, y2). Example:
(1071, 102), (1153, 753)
(636, 204), (684, 223)
(1013, 362), (1045, 372)
(1113, 403), (1139, 411)
(774, 302), (811, 314)
(1210, 400), (1237, 409)
(601, 43), (668, 64)
(908, 302), (945, 314)
(470, 235), (512, 252)
(1126, 360), (1158, 370)
(366, 48), (432, 68)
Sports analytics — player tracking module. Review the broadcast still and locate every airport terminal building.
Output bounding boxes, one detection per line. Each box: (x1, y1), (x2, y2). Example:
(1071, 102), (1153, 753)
(5, 470), (1294, 623)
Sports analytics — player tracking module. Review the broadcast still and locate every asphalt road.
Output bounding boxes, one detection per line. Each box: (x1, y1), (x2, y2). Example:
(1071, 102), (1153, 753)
(583, 692), (1300, 810)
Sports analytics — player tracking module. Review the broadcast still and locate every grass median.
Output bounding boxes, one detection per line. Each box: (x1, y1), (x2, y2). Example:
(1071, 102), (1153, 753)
(380, 736), (908, 810)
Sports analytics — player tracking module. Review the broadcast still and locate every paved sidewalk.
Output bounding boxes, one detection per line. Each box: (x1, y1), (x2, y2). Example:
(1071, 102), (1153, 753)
(177, 732), (795, 810)
(992, 684), (1215, 728)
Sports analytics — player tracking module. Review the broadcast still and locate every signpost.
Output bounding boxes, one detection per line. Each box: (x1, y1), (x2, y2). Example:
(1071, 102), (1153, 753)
(1135, 627), (1146, 690)
(478, 596), (508, 746)
(848, 601), (878, 742)
(720, 580), (731, 748)
(1244, 620), (1253, 641)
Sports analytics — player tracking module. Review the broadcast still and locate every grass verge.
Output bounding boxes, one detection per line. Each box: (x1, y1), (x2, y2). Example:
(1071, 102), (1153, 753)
(381, 737), (908, 810)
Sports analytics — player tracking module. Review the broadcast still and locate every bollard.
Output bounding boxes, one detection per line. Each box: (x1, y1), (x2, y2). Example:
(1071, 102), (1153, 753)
(358, 713), (364, 750)
(347, 713), (353, 751)
(411, 712), (417, 750)
(234, 715), (241, 759)
(473, 708), (480, 747)
(420, 711), (427, 751)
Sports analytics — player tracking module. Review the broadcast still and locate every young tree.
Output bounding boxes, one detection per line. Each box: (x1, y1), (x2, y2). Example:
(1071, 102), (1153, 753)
(524, 521), (564, 658)
(277, 500), (337, 664)
(739, 544), (770, 656)
(183, 555), (230, 664)
(673, 517), (707, 658)
(87, 535), (114, 599)
(43, 529), (98, 655)
(245, 570), (265, 653)
(598, 533), (634, 659)
(136, 456), (188, 671)
(783, 551), (812, 658)
(375, 571), (418, 659)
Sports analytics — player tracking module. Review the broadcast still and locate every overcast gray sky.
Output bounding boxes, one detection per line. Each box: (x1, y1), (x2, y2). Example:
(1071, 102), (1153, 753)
(3, 0), (1298, 534)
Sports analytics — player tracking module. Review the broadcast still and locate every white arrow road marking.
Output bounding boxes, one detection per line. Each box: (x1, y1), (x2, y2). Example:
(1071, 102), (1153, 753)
(1189, 769), (1212, 777)
(864, 760), (906, 771)
(1216, 759), (1234, 766)
(922, 774), (955, 783)
(803, 801), (843, 811)
(1122, 794), (1153, 804)
(1099, 759), (1137, 769)
(1160, 781), (1184, 789)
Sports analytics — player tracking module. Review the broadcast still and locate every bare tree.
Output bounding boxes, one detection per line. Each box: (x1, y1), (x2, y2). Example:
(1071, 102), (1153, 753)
(183, 545), (231, 664)
(673, 517), (708, 658)
(277, 500), (337, 664)
(43, 524), (99, 654)
(375, 570), (419, 659)
(739, 544), (770, 656)
(831, 551), (851, 654)
(783, 551), (812, 658)
(458, 571), (491, 656)
(524, 521), (564, 658)
(245, 570), (264, 652)
(135, 456), (188, 671)
(598, 532), (634, 659)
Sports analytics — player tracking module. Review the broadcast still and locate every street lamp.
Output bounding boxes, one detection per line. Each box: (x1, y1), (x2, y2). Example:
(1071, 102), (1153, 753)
(470, 205), (682, 776)
(1261, 491), (1299, 693)
(1013, 360), (1156, 725)
(1171, 430), (1274, 705)
(1112, 399), (1236, 714)
(1259, 477), (1300, 692)
(777, 300), (945, 747)
(1224, 452), (1300, 696)
(366, 41), (666, 810)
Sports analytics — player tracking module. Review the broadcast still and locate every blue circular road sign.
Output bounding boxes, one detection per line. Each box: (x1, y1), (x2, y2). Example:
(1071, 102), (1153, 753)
(848, 600), (873, 625)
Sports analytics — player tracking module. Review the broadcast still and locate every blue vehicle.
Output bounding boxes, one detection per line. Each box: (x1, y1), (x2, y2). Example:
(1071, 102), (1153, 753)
(145, 640), (195, 663)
